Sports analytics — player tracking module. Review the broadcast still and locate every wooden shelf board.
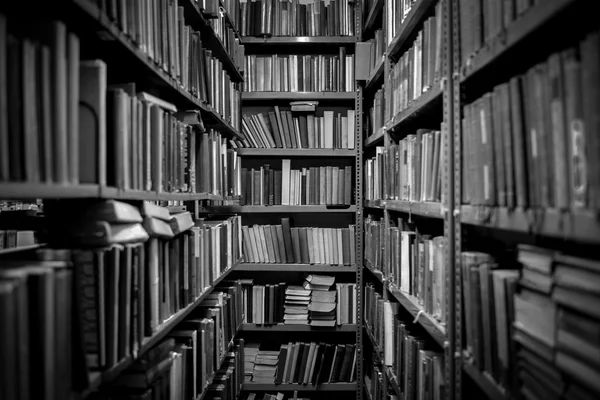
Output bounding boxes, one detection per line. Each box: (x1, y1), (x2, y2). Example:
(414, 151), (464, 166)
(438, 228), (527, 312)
(0, 183), (101, 199)
(365, 127), (385, 148)
(241, 383), (357, 391)
(199, 205), (357, 213)
(237, 263), (357, 272)
(239, 323), (357, 332)
(386, 84), (443, 131)
(387, 0), (438, 60)
(242, 92), (357, 101)
(460, 0), (577, 84)
(365, 262), (446, 346)
(460, 206), (600, 243)
(97, 188), (236, 201)
(363, 0), (385, 35)
(365, 57), (385, 92)
(386, 285), (446, 346)
(363, 199), (444, 218)
(463, 363), (511, 400)
(235, 149), (356, 157)
(242, 36), (357, 45)
(0, 244), (46, 256)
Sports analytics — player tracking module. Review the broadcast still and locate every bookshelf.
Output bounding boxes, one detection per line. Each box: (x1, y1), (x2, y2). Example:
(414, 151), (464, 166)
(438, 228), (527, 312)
(199, 205), (358, 213)
(386, 0), (440, 59)
(365, 56), (385, 91)
(364, 127), (385, 148)
(241, 383), (358, 391)
(238, 324), (358, 332)
(453, 0), (600, 399)
(242, 92), (358, 101)
(236, 263), (357, 273)
(386, 83), (443, 131)
(364, 199), (444, 218)
(234, 149), (356, 157)
(242, 36), (357, 45)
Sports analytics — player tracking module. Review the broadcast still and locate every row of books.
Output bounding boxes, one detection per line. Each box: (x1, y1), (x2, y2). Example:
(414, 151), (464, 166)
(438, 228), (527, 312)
(386, 0), (416, 46)
(365, 129), (445, 203)
(0, 26), (241, 189)
(242, 222), (357, 266)
(195, 130), (242, 197)
(240, 163), (354, 206)
(459, 0), (541, 68)
(245, 341), (358, 384)
(0, 230), (37, 249)
(207, 10), (246, 71)
(222, 0), (243, 33)
(107, 288), (244, 400)
(244, 53), (355, 92)
(238, 278), (357, 326)
(94, 0), (244, 113)
(236, 108), (356, 149)
(366, 29), (386, 76)
(369, 88), (386, 136)
(364, 215), (446, 322)
(462, 33), (600, 210)
(240, 0), (356, 37)
(389, 2), (444, 119)
(370, 288), (446, 400)
(462, 245), (600, 398)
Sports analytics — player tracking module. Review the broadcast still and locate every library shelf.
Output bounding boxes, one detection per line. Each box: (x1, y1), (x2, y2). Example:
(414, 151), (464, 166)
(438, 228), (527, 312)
(242, 36), (357, 45)
(460, 205), (600, 244)
(235, 149), (356, 157)
(365, 261), (446, 346)
(176, 0), (244, 82)
(365, 127), (385, 148)
(238, 323), (357, 332)
(136, 258), (242, 358)
(95, 259), (241, 388)
(0, 244), (46, 256)
(199, 205), (358, 213)
(220, 0), (242, 40)
(98, 187), (238, 202)
(363, 0), (385, 35)
(460, 0), (577, 84)
(242, 92), (357, 101)
(385, 200), (444, 218)
(241, 383), (358, 391)
(364, 326), (402, 400)
(0, 183), (101, 199)
(236, 263), (357, 272)
(196, 337), (238, 400)
(363, 199), (444, 218)
(70, 0), (243, 140)
(365, 56), (385, 92)
(386, 285), (446, 347)
(387, 0), (439, 60)
(463, 362), (511, 400)
(386, 84), (443, 132)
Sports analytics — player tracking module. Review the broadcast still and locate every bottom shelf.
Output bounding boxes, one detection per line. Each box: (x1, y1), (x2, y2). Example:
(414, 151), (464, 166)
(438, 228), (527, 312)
(241, 383), (357, 391)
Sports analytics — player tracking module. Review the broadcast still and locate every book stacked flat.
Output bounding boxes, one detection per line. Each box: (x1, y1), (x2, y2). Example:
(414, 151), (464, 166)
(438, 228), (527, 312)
(283, 285), (311, 325)
(244, 343), (260, 382)
(251, 350), (280, 383)
(304, 275), (336, 327)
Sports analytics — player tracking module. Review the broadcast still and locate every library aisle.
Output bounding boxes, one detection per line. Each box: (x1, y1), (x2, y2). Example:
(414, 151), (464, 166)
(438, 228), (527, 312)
(1, 1), (599, 400)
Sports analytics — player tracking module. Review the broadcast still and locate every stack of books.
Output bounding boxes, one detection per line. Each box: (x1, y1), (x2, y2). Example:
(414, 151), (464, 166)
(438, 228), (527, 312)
(250, 349), (280, 383)
(244, 343), (260, 382)
(305, 275), (336, 327)
(283, 285), (311, 325)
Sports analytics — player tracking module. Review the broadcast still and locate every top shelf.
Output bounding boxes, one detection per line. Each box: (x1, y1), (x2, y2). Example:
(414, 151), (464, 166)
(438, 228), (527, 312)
(387, 0), (439, 60)
(460, 0), (579, 85)
(242, 36), (357, 45)
(68, 0), (243, 139)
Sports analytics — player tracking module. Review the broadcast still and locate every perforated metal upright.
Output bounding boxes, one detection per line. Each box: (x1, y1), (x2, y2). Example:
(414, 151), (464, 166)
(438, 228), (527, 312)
(355, 1), (365, 399)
